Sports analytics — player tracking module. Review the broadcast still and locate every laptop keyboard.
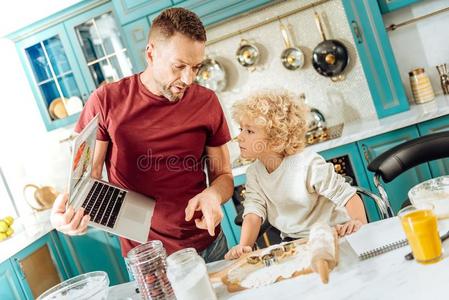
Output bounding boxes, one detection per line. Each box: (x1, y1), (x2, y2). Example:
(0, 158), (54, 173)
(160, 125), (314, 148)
(81, 181), (126, 228)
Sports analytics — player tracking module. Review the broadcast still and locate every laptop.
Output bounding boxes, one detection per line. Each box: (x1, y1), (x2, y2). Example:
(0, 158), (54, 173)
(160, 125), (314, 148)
(67, 114), (155, 243)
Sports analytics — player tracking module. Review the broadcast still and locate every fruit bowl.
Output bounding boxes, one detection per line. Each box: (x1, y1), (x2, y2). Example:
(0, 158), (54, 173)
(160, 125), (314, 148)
(37, 271), (109, 300)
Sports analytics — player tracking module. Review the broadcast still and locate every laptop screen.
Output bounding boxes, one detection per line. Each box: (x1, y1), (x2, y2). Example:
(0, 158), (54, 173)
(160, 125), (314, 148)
(67, 115), (98, 205)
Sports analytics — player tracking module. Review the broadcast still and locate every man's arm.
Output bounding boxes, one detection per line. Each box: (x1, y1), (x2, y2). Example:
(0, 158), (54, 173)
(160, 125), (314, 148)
(184, 144), (234, 236)
(51, 140), (109, 235)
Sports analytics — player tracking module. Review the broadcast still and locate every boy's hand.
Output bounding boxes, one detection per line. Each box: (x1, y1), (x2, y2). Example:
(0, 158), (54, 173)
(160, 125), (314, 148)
(335, 219), (363, 237)
(224, 244), (252, 260)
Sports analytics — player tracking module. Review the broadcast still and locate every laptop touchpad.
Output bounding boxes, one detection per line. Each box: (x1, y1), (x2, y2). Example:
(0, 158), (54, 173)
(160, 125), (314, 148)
(123, 203), (147, 223)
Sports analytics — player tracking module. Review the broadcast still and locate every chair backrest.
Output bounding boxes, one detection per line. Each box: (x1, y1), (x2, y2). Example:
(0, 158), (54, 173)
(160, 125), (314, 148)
(367, 131), (449, 183)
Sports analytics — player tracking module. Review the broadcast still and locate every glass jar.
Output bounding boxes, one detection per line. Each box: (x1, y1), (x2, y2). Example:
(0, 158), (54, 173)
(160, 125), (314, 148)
(167, 248), (217, 300)
(127, 240), (175, 300)
(409, 68), (435, 104)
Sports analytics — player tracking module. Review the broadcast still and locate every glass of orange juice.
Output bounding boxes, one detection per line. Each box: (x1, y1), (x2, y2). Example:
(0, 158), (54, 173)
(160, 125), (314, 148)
(398, 204), (442, 264)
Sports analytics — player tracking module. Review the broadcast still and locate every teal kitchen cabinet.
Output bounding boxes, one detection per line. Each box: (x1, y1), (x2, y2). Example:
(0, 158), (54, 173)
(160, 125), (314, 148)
(148, 0), (272, 26)
(64, 2), (134, 92)
(220, 201), (239, 248)
(377, 0), (422, 14)
(319, 143), (380, 222)
(417, 115), (449, 178)
(56, 228), (128, 286)
(112, 0), (172, 25)
(15, 23), (89, 131)
(122, 18), (151, 73)
(0, 259), (27, 300)
(357, 126), (432, 214)
(11, 232), (69, 300)
(342, 0), (409, 118)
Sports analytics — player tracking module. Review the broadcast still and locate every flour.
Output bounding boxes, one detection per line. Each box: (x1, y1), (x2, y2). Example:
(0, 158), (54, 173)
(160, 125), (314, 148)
(170, 264), (217, 300)
(227, 244), (311, 289)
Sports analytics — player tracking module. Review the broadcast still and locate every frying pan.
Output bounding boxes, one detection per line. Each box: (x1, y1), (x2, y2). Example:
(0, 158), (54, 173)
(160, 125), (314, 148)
(280, 23), (304, 70)
(312, 12), (349, 81)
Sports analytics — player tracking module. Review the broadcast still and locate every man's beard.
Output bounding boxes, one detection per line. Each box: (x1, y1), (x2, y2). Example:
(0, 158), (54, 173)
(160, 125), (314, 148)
(157, 79), (187, 102)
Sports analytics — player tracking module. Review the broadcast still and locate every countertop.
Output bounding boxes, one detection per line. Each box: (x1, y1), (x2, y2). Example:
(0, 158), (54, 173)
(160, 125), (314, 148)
(232, 94), (449, 177)
(0, 210), (54, 264)
(109, 219), (449, 300)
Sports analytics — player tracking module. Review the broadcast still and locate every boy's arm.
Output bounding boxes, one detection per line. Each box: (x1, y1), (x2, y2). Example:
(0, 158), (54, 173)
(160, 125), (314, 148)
(225, 213), (262, 259)
(345, 194), (367, 224)
(240, 213), (263, 246)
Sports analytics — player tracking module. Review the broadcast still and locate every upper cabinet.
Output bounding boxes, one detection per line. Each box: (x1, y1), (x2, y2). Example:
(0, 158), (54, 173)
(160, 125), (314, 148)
(112, 0), (172, 25)
(377, 0), (422, 14)
(15, 24), (89, 131)
(64, 3), (134, 91)
(11, 1), (133, 131)
(342, 0), (410, 118)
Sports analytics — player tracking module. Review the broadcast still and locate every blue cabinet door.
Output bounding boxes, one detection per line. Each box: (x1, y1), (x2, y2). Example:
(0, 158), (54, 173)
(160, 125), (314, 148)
(357, 126), (432, 214)
(56, 228), (128, 286)
(64, 2), (134, 92)
(320, 143), (380, 222)
(342, 0), (409, 118)
(113, 0), (172, 25)
(0, 259), (26, 300)
(15, 23), (88, 131)
(377, 0), (421, 14)
(122, 17), (150, 73)
(417, 115), (449, 178)
(11, 233), (69, 299)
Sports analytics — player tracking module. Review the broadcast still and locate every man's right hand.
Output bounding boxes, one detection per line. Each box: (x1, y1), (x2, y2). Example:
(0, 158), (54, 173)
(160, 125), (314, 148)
(50, 193), (90, 235)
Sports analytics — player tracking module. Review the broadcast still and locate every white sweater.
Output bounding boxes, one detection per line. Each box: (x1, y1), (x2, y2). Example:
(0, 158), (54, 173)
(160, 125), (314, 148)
(242, 150), (356, 239)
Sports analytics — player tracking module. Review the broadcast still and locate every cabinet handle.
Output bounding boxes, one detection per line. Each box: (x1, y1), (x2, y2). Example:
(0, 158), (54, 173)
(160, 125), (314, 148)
(361, 144), (371, 163)
(15, 258), (26, 280)
(351, 21), (363, 44)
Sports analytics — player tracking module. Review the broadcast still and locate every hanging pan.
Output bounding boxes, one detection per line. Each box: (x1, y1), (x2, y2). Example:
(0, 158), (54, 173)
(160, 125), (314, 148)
(236, 39), (260, 71)
(279, 23), (304, 70)
(312, 12), (349, 81)
(195, 58), (227, 92)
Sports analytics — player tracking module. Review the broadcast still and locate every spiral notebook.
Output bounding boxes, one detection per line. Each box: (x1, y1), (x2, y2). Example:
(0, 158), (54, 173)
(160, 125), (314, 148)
(346, 217), (408, 260)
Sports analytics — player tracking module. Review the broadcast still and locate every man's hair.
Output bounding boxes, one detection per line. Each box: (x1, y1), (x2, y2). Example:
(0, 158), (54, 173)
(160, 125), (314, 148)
(149, 7), (206, 42)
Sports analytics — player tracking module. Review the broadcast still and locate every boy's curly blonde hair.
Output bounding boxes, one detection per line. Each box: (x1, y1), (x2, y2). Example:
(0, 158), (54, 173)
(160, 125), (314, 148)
(232, 90), (309, 156)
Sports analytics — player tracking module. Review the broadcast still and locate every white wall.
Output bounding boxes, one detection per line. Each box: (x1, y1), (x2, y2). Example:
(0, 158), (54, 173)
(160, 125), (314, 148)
(383, 0), (449, 101)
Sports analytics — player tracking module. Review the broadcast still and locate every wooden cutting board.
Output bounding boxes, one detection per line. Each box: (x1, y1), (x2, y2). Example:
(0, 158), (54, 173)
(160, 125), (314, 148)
(209, 231), (339, 293)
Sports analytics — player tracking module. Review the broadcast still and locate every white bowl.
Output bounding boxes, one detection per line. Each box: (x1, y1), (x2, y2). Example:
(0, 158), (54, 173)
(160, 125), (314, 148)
(37, 271), (109, 300)
(408, 176), (449, 219)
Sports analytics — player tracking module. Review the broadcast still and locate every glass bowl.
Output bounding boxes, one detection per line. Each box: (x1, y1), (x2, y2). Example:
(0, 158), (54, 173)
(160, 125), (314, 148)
(408, 176), (449, 219)
(37, 271), (109, 300)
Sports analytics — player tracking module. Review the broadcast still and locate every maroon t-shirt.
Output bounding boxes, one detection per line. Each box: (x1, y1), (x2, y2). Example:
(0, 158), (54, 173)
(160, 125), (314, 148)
(75, 74), (231, 256)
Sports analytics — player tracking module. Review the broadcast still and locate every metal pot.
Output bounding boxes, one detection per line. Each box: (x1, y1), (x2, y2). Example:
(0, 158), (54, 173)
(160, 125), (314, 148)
(280, 23), (304, 70)
(312, 12), (349, 81)
(195, 58), (227, 92)
(236, 39), (260, 69)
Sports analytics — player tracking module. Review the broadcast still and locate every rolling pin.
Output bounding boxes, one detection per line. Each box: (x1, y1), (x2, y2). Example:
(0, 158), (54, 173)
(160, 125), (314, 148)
(308, 223), (338, 284)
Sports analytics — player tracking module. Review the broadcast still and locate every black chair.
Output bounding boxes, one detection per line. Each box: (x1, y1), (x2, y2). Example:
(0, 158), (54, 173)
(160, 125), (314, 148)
(367, 130), (449, 217)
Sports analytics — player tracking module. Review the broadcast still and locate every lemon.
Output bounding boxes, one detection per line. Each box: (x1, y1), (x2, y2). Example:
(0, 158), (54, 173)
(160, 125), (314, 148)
(5, 228), (14, 237)
(0, 232), (7, 241)
(0, 221), (8, 233)
(3, 216), (13, 226)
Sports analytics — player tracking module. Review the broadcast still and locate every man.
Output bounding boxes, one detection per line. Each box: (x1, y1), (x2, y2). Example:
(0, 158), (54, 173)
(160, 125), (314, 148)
(51, 7), (234, 263)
